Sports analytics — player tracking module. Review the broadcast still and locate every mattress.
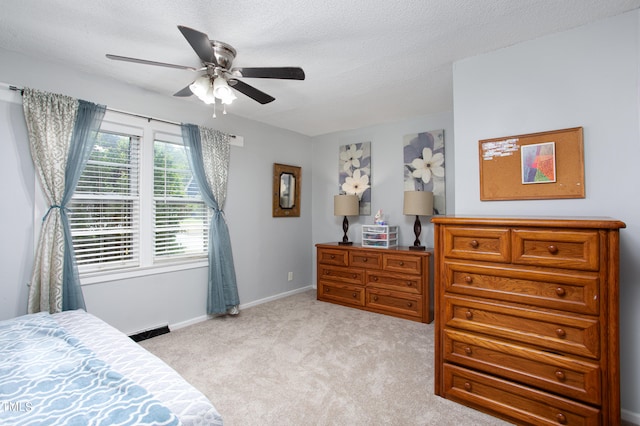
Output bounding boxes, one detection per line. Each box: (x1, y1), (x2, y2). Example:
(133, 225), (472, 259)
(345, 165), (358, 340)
(0, 309), (223, 426)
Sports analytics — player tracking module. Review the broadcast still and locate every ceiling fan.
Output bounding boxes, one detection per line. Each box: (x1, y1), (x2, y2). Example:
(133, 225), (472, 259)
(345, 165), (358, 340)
(106, 25), (305, 115)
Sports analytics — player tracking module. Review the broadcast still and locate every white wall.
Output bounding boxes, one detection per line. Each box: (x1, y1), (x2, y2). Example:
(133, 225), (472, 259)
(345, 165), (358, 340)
(0, 48), (313, 334)
(452, 10), (640, 421)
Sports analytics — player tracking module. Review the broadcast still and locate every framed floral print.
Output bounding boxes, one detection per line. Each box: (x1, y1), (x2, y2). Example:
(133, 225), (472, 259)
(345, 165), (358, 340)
(339, 142), (371, 215)
(403, 130), (445, 214)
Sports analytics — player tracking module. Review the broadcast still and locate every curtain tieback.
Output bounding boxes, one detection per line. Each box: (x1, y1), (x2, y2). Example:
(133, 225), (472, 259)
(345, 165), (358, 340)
(42, 204), (66, 222)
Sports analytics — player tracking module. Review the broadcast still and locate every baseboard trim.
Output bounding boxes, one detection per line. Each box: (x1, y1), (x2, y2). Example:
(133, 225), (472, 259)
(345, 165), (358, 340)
(623, 408), (640, 425)
(170, 285), (314, 331)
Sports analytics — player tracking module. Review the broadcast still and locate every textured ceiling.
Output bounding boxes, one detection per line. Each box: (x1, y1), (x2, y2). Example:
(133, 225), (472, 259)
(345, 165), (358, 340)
(1, 0), (639, 136)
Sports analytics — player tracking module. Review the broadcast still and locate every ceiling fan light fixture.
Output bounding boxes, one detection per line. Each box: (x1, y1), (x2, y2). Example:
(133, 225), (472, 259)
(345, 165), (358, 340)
(189, 75), (211, 98)
(213, 77), (236, 104)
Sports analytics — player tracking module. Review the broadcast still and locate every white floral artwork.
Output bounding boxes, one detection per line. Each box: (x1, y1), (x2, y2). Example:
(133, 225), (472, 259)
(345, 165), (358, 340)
(403, 130), (445, 214)
(339, 142), (371, 215)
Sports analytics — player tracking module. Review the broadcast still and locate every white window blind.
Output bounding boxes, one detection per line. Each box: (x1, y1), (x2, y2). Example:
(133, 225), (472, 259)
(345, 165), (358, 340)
(153, 140), (210, 260)
(69, 131), (140, 272)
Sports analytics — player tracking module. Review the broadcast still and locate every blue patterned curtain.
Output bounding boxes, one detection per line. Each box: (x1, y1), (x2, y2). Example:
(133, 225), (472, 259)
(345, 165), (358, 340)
(181, 124), (239, 315)
(24, 89), (106, 313)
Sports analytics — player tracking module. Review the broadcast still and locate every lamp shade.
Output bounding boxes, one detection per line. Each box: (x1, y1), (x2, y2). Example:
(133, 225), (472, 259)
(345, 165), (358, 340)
(403, 191), (433, 216)
(334, 194), (359, 216)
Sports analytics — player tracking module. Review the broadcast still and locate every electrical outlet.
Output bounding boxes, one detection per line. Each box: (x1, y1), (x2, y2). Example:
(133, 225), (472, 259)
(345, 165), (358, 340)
(287, 272), (293, 281)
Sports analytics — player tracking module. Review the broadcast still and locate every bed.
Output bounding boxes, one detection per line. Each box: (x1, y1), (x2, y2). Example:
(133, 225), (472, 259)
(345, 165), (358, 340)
(0, 309), (223, 426)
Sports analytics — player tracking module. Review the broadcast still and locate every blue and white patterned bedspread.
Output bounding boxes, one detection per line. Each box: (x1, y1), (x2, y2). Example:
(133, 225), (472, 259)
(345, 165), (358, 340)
(0, 312), (180, 426)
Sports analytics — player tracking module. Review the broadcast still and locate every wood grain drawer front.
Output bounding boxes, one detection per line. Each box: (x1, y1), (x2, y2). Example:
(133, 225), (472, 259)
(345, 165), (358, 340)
(382, 254), (421, 274)
(319, 282), (365, 307)
(512, 229), (600, 271)
(367, 271), (422, 294)
(367, 288), (422, 318)
(444, 296), (600, 359)
(318, 249), (349, 266)
(318, 265), (364, 285)
(350, 251), (382, 269)
(443, 261), (600, 315)
(443, 329), (601, 405)
(443, 364), (601, 426)
(443, 227), (511, 263)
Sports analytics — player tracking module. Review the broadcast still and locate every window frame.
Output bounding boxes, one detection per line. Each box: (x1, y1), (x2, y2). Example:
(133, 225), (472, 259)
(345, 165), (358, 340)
(34, 111), (210, 286)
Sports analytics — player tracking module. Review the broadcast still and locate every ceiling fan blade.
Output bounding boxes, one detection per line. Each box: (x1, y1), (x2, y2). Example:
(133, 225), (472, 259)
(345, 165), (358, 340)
(106, 54), (198, 71)
(229, 79), (275, 104)
(231, 67), (305, 80)
(177, 25), (216, 65)
(173, 85), (194, 97)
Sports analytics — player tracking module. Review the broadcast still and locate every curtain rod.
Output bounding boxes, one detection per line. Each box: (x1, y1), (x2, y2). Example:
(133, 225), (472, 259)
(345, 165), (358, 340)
(5, 84), (239, 139)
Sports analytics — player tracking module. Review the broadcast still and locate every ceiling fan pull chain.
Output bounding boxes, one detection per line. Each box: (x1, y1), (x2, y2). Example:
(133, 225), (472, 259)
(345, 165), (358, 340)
(212, 100), (217, 118)
(223, 103), (227, 115)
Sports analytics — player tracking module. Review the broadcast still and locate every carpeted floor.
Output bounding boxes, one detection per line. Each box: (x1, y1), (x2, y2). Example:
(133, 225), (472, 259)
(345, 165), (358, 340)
(140, 289), (511, 426)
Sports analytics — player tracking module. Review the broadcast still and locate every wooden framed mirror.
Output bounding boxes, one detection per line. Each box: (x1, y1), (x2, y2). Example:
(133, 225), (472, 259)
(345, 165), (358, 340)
(272, 163), (301, 217)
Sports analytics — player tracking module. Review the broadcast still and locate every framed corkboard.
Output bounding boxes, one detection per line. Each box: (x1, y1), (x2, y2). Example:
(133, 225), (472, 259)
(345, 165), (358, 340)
(479, 127), (584, 201)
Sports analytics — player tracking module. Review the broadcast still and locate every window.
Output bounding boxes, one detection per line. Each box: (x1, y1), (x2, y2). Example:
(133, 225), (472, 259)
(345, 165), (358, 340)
(67, 113), (209, 278)
(153, 140), (210, 260)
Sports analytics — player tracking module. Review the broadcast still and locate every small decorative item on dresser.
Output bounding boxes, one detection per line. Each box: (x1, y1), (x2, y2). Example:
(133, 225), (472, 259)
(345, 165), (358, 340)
(362, 225), (398, 248)
(333, 194), (359, 245)
(403, 191), (433, 250)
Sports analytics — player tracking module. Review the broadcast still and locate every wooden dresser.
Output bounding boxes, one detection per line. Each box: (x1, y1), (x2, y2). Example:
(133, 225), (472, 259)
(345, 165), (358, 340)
(432, 216), (625, 425)
(316, 243), (433, 323)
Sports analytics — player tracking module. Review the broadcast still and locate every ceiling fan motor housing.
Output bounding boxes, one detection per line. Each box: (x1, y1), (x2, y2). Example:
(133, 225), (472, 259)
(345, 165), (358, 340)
(210, 40), (236, 69)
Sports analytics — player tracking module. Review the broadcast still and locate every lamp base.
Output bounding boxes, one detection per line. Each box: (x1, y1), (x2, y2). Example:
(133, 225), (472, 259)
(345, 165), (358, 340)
(338, 241), (354, 246)
(409, 245), (426, 251)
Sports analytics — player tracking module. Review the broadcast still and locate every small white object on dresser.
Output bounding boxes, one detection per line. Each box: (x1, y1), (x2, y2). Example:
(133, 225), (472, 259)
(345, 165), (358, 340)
(361, 225), (398, 248)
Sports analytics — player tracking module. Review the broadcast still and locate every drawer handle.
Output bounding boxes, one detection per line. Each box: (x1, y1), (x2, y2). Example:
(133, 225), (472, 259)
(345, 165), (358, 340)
(555, 287), (566, 297)
(464, 276), (473, 284)
(470, 240), (479, 248)
(330, 254), (335, 259)
(548, 245), (558, 254)
(406, 302), (413, 308)
(465, 310), (473, 320)
(399, 261), (405, 266)
(325, 271), (331, 275)
(352, 274), (357, 279)
(362, 257), (368, 262)
(373, 295), (379, 301)
(373, 276), (379, 281)
(325, 288), (330, 293)
(463, 382), (472, 392)
(352, 293), (357, 298)
(555, 370), (566, 381)
(406, 281), (413, 287)
(464, 346), (472, 355)
(556, 413), (567, 424)
(555, 328), (566, 338)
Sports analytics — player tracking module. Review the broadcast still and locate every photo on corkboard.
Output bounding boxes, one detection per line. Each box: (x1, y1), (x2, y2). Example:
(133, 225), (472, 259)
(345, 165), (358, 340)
(521, 142), (556, 184)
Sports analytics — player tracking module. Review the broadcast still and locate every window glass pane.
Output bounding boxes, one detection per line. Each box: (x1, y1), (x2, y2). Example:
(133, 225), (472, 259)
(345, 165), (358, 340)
(153, 140), (209, 260)
(70, 132), (139, 271)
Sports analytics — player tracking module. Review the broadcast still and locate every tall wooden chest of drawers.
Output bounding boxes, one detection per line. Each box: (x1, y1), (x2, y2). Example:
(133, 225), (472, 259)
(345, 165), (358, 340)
(432, 216), (625, 425)
(316, 243), (433, 323)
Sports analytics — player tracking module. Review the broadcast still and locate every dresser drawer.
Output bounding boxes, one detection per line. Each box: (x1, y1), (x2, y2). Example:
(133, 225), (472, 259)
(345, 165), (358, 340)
(444, 296), (600, 359)
(382, 253), (422, 274)
(350, 250), (382, 269)
(443, 364), (601, 426)
(317, 248), (349, 266)
(443, 227), (511, 263)
(318, 281), (365, 307)
(318, 265), (364, 285)
(443, 261), (600, 315)
(443, 329), (601, 405)
(367, 271), (422, 294)
(512, 229), (600, 271)
(366, 288), (422, 319)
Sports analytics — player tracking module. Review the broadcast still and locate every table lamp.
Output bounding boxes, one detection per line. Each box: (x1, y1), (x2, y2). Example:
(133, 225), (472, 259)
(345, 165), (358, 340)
(334, 194), (359, 245)
(403, 191), (433, 250)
